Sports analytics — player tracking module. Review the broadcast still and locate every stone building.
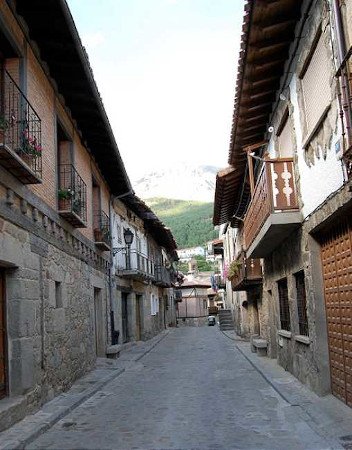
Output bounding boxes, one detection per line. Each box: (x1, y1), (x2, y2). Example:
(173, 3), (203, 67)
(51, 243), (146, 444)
(110, 195), (178, 345)
(213, 0), (352, 407)
(0, 0), (178, 431)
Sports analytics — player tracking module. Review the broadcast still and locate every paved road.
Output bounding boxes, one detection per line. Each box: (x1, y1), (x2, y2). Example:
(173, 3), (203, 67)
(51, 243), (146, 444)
(27, 327), (332, 450)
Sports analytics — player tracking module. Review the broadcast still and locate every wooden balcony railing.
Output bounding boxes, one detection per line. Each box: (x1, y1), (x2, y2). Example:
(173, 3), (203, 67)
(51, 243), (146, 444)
(155, 264), (171, 287)
(93, 211), (111, 251)
(116, 249), (155, 281)
(244, 158), (298, 250)
(0, 70), (42, 183)
(230, 251), (262, 291)
(58, 164), (87, 228)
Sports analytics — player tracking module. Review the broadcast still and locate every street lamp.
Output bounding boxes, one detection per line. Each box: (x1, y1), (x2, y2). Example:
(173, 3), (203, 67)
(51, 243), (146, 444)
(123, 228), (134, 246)
(123, 228), (134, 270)
(112, 227), (134, 258)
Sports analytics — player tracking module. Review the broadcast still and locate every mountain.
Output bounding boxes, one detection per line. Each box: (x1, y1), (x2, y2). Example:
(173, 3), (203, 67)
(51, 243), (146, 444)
(133, 163), (218, 202)
(145, 198), (217, 248)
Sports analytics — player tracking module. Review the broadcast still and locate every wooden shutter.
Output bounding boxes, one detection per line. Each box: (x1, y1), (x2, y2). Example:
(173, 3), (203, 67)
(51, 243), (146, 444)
(301, 33), (331, 137)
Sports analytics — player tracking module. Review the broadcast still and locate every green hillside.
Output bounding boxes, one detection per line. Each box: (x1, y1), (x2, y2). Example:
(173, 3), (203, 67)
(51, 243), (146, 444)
(146, 198), (217, 248)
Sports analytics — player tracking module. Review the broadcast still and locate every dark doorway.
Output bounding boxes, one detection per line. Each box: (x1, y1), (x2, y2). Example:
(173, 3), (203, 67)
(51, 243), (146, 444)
(122, 293), (129, 343)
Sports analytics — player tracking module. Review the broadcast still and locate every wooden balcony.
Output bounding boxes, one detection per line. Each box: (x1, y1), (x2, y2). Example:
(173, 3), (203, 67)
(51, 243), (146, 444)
(244, 158), (302, 258)
(93, 211), (111, 251)
(230, 251), (262, 291)
(58, 164), (87, 228)
(116, 249), (155, 282)
(0, 70), (42, 184)
(155, 264), (172, 287)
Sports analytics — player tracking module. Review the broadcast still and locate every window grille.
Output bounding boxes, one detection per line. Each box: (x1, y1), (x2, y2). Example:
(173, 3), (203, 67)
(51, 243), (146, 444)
(295, 271), (309, 336)
(278, 278), (290, 331)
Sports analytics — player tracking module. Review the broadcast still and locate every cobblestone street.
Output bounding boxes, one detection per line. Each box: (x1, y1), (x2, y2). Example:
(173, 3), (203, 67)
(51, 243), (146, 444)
(2, 327), (346, 450)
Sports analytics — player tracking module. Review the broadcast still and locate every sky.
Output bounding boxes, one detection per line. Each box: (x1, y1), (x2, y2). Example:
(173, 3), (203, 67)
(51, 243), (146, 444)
(66, 0), (244, 181)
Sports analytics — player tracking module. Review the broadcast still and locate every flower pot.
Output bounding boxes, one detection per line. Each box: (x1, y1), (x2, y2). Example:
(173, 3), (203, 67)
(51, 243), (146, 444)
(21, 153), (34, 168)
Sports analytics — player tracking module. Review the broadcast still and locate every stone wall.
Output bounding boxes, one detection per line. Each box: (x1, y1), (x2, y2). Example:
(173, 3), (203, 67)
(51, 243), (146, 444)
(0, 172), (110, 430)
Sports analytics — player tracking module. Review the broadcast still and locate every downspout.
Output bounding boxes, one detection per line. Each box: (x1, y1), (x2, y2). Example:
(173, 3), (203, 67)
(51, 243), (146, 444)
(331, 0), (352, 151)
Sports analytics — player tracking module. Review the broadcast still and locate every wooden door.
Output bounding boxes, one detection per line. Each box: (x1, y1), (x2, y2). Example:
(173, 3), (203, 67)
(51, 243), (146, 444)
(0, 270), (7, 399)
(321, 219), (352, 406)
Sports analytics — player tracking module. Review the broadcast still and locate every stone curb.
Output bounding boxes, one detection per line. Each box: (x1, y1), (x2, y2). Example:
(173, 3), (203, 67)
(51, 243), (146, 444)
(0, 330), (171, 450)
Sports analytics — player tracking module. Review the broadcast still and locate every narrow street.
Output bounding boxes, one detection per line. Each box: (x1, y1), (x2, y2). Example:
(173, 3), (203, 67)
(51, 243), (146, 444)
(14, 327), (349, 450)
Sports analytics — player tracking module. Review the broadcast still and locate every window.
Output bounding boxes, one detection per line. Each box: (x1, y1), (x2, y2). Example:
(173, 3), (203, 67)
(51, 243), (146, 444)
(278, 278), (290, 331)
(116, 222), (122, 244)
(300, 31), (331, 139)
(150, 294), (159, 315)
(55, 281), (62, 308)
(295, 271), (309, 336)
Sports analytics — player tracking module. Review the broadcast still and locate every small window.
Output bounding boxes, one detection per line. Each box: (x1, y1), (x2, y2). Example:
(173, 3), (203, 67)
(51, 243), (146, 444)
(116, 223), (122, 244)
(55, 281), (62, 308)
(295, 271), (309, 336)
(278, 278), (290, 331)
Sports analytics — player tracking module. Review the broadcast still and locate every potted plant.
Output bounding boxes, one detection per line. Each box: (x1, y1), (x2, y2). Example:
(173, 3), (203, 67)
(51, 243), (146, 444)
(58, 187), (75, 210)
(227, 259), (242, 280)
(20, 130), (42, 166)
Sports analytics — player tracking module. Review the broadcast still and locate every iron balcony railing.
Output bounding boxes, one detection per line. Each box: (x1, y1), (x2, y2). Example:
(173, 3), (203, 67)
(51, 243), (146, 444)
(244, 158), (299, 250)
(93, 210), (111, 250)
(58, 164), (87, 227)
(0, 70), (42, 180)
(116, 249), (155, 279)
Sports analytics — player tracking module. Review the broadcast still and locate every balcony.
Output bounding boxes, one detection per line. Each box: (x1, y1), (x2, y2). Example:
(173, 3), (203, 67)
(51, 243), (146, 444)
(174, 289), (183, 302)
(93, 211), (111, 251)
(244, 158), (302, 258)
(58, 164), (87, 228)
(0, 70), (42, 183)
(343, 146), (352, 180)
(116, 249), (155, 282)
(214, 273), (225, 289)
(155, 264), (171, 287)
(230, 251), (262, 291)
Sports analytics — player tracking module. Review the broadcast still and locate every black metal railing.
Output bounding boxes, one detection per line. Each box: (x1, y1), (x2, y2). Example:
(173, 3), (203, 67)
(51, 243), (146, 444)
(116, 249), (154, 278)
(93, 210), (111, 248)
(0, 70), (42, 177)
(58, 164), (87, 224)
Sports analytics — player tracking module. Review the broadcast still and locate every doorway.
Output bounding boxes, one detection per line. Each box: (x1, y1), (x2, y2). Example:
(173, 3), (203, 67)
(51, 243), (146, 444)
(121, 293), (129, 343)
(0, 270), (7, 399)
(320, 218), (352, 407)
(135, 295), (143, 341)
(94, 288), (104, 356)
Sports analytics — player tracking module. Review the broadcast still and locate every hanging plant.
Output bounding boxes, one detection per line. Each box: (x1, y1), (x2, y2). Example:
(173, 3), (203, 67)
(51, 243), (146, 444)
(227, 259), (242, 280)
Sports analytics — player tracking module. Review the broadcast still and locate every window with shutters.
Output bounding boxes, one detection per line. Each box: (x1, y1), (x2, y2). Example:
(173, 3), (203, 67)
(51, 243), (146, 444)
(295, 271), (309, 336)
(300, 30), (332, 140)
(278, 278), (291, 331)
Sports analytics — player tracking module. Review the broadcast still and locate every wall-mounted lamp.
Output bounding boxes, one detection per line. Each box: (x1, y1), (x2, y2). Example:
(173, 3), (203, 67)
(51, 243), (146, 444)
(112, 227), (134, 256)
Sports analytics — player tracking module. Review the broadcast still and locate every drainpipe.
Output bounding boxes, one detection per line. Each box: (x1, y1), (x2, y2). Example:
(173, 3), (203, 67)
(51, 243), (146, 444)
(332, 0), (352, 149)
